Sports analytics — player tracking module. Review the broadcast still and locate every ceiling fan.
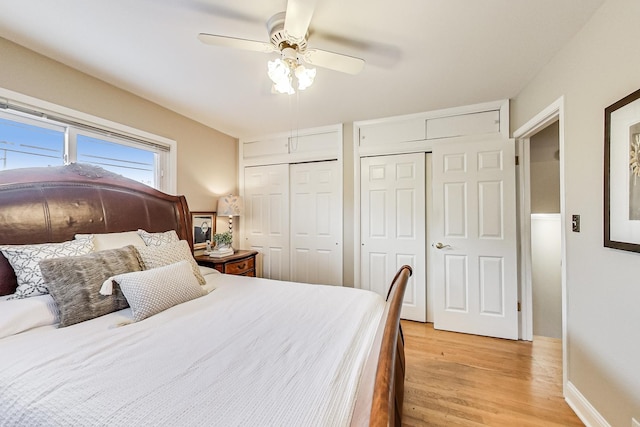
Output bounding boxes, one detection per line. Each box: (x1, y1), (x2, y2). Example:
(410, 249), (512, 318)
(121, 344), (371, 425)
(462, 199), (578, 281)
(197, 0), (365, 94)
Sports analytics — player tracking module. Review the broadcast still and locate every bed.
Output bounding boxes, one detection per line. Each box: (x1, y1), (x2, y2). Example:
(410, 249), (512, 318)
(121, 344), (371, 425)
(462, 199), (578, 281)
(0, 163), (411, 426)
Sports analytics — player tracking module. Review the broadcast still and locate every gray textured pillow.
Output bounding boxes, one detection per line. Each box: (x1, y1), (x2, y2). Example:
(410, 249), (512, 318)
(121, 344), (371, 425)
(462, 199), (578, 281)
(114, 260), (206, 322)
(39, 246), (143, 328)
(135, 240), (206, 285)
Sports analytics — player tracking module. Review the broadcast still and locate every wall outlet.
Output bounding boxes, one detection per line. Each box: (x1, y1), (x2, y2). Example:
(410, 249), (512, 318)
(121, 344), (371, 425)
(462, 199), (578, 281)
(572, 214), (580, 232)
(632, 417), (640, 427)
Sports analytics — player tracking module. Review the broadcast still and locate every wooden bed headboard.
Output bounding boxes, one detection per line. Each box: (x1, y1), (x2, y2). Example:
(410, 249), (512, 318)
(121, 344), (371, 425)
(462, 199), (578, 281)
(0, 163), (192, 296)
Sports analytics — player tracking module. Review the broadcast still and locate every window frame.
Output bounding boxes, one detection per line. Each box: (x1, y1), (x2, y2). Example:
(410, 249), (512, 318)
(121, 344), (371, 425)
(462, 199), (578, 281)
(0, 87), (177, 194)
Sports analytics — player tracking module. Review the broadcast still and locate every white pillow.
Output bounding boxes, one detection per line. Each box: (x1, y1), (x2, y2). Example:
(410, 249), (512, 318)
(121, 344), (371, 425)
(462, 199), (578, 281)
(114, 260), (206, 322)
(199, 266), (220, 293)
(0, 294), (59, 339)
(199, 265), (220, 276)
(135, 240), (206, 285)
(0, 239), (94, 299)
(137, 229), (180, 246)
(75, 231), (146, 251)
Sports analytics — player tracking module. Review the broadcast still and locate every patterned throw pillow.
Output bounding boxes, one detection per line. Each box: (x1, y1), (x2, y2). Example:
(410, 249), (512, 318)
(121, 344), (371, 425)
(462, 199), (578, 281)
(135, 240), (205, 285)
(137, 229), (180, 247)
(114, 260), (206, 322)
(39, 246), (143, 328)
(0, 239), (94, 299)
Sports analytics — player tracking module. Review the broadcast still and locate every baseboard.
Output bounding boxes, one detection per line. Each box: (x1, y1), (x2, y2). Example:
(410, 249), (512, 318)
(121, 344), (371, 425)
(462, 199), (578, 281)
(565, 381), (611, 427)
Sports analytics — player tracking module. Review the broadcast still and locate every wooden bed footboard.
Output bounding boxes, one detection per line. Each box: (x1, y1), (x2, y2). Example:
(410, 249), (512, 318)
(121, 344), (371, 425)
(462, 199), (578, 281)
(352, 265), (413, 426)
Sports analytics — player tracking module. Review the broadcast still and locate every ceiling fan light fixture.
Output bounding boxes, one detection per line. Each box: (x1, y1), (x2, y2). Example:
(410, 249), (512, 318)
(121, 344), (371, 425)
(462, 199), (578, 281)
(295, 65), (316, 90)
(273, 79), (295, 94)
(267, 58), (295, 94)
(199, 5), (367, 94)
(267, 56), (316, 94)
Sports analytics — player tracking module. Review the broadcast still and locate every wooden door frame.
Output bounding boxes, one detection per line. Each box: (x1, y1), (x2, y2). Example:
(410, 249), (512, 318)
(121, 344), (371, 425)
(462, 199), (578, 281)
(513, 96), (567, 392)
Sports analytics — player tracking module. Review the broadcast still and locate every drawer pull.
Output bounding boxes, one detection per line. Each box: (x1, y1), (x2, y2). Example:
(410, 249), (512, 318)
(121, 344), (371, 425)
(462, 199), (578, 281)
(237, 263), (246, 269)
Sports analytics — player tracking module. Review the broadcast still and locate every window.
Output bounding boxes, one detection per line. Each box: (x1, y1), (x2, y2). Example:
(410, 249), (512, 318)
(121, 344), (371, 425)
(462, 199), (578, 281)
(0, 115), (64, 170)
(0, 101), (174, 192)
(76, 133), (157, 188)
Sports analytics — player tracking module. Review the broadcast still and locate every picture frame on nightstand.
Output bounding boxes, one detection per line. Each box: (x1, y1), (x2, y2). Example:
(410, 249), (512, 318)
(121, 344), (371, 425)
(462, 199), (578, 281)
(191, 211), (216, 250)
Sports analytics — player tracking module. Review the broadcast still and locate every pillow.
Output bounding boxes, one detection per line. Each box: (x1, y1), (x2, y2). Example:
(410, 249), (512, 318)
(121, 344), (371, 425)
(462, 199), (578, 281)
(0, 253), (18, 296)
(135, 240), (205, 285)
(0, 294), (59, 339)
(199, 265), (220, 276)
(0, 239), (94, 299)
(39, 246), (143, 328)
(137, 229), (180, 246)
(113, 260), (206, 322)
(75, 231), (146, 251)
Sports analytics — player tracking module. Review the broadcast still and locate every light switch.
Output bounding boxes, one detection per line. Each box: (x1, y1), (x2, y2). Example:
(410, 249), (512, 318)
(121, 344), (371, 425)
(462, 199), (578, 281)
(572, 214), (580, 232)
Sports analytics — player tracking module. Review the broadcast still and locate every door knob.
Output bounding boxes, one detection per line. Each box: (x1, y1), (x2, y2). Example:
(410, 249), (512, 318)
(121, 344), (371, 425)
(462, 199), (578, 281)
(433, 242), (451, 249)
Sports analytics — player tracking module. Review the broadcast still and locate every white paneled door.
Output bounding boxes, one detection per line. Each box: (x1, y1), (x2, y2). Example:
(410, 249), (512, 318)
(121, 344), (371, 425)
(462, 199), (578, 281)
(243, 164), (290, 281)
(290, 161), (342, 286)
(361, 153), (426, 322)
(431, 138), (518, 339)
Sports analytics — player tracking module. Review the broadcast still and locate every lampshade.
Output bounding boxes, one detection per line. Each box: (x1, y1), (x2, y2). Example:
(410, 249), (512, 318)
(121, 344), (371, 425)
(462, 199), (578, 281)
(217, 195), (243, 217)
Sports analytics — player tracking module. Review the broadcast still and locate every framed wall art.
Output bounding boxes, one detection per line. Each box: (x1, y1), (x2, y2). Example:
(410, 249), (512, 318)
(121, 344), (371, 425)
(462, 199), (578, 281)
(604, 87), (640, 252)
(191, 211), (216, 250)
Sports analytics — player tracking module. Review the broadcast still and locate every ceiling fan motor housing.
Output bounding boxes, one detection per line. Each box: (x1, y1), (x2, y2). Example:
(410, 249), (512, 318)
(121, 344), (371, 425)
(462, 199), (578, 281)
(268, 12), (308, 53)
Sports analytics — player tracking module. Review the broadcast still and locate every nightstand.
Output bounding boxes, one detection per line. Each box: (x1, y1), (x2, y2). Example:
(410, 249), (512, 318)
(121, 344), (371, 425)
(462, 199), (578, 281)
(195, 250), (258, 277)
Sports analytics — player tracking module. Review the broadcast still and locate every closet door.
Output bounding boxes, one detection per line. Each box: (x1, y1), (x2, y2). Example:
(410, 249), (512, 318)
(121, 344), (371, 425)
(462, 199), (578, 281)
(360, 153), (426, 322)
(290, 161), (342, 286)
(431, 137), (518, 339)
(243, 164), (290, 281)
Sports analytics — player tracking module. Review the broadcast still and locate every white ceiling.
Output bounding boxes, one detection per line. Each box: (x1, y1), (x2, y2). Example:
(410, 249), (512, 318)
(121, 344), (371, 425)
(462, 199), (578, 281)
(0, 0), (604, 138)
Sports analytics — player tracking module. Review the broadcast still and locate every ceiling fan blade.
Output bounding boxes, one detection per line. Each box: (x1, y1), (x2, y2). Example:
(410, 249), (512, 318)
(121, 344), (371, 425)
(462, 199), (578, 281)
(198, 33), (275, 53)
(284, 0), (317, 41)
(302, 49), (365, 75)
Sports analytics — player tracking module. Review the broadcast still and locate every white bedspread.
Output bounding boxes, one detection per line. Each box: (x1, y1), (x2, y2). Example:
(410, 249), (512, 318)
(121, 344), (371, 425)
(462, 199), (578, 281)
(0, 274), (385, 426)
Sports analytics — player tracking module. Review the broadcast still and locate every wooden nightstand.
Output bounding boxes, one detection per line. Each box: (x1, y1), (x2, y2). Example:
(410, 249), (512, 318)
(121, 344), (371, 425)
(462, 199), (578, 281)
(195, 250), (258, 277)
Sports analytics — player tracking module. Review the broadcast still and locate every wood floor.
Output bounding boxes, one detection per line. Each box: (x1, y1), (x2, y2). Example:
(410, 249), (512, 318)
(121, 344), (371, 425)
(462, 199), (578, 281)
(401, 321), (583, 426)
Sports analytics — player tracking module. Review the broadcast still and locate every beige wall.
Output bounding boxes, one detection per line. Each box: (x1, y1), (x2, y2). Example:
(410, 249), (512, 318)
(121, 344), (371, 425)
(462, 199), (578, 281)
(531, 214), (562, 339)
(511, 0), (640, 424)
(530, 121), (560, 213)
(0, 37), (238, 220)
